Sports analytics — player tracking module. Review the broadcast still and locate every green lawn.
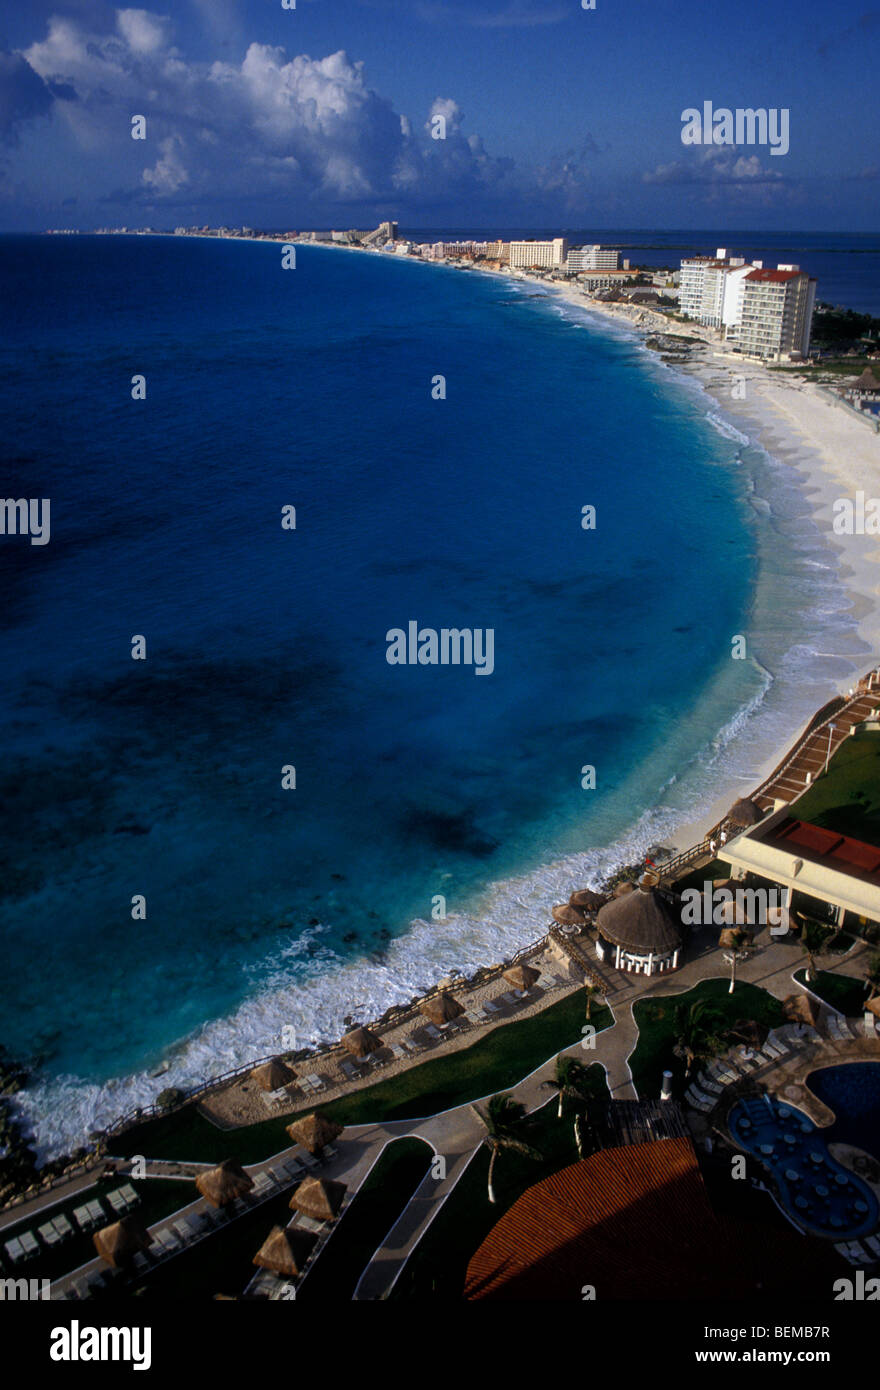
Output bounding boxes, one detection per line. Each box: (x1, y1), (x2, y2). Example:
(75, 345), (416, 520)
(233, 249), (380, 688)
(792, 730), (880, 845)
(113, 991), (613, 1164)
(794, 969), (868, 1017)
(0, 1178), (189, 1287)
(297, 1138), (433, 1301)
(629, 980), (785, 1101)
(392, 1069), (609, 1301)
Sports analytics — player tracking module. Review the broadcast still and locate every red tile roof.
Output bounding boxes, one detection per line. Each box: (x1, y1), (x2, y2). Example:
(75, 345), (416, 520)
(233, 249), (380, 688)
(764, 818), (880, 883)
(745, 268), (804, 283)
(464, 1137), (840, 1300)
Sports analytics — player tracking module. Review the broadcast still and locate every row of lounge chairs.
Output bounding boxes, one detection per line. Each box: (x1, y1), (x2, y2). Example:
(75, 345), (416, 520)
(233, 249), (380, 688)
(684, 1033), (809, 1112)
(3, 1185), (140, 1266)
(826, 1013), (858, 1042)
(62, 1159), (318, 1299)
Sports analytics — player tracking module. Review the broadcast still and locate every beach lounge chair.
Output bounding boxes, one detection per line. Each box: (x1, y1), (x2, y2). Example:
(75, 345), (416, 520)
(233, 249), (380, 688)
(322, 1144), (338, 1161)
(305, 1073), (325, 1092)
(86, 1199), (105, 1225)
(3, 1237), (24, 1264)
(865, 1235), (880, 1258)
(37, 1220), (61, 1247)
(107, 1189), (127, 1214)
(72, 1204), (92, 1231)
(695, 1073), (724, 1095)
(19, 1231), (40, 1258)
(281, 1158), (305, 1180)
(483, 1000), (501, 1015)
(119, 1184), (139, 1208)
(252, 1172), (275, 1197)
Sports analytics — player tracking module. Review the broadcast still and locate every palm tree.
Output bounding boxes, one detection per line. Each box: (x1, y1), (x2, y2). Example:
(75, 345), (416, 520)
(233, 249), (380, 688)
(584, 984), (603, 1021)
(543, 1056), (594, 1119)
(672, 1000), (726, 1080)
(800, 920), (834, 982)
(478, 1093), (542, 1205)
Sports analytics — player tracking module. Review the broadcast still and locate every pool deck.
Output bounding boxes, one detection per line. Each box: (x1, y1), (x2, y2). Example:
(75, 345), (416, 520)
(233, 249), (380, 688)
(780, 1037), (880, 1129)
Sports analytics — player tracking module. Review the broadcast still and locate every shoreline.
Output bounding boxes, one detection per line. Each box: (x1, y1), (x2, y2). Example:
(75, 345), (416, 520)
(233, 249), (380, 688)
(10, 236), (880, 1162)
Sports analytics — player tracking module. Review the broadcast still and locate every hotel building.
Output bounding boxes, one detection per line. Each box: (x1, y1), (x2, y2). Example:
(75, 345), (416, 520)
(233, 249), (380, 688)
(566, 245), (620, 274)
(508, 238), (569, 269)
(730, 267), (817, 360)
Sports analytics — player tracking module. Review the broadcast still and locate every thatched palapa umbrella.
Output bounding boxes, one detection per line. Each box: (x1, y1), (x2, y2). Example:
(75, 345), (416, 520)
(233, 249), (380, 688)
(783, 993), (821, 1028)
(196, 1158), (254, 1208)
(290, 1177), (347, 1221)
(613, 881), (636, 898)
(285, 1112), (343, 1155)
(551, 904), (585, 927)
(252, 1058), (295, 1092)
(419, 992), (465, 1026)
(342, 1026), (382, 1058)
(503, 963), (540, 992)
(726, 798), (763, 829)
(93, 1215), (153, 1268)
(252, 1225), (317, 1277)
(866, 996), (880, 1018)
(568, 889), (607, 913)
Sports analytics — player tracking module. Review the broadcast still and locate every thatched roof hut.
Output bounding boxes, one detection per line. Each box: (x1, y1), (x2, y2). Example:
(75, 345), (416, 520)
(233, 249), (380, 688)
(252, 1058), (295, 1092)
(290, 1177), (347, 1221)
(252, 1225), (317, 1277)
(727, 798), (763, 828)
(783, 993), (821, 1028)
(551, 904), (586, 927)
(595, 878), (683, 955)
(866, 996), (880, 1019)
(854, 368), (880, 392)
(503, 963), (540, 991)
(285, 1113), (343, 1155)
(613, 881), (636, 898)
(419, 992), (465, 1025)
(342, 1026), (382, 1058)
(196, 1158), (255, 1208)
(568, 889), (607, 912)
(718, 926), (749, 949)
(93, 1216), (154, 1268)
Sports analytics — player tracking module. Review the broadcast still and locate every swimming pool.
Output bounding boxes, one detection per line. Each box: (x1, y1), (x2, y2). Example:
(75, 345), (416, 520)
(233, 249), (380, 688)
(728, 1094), (878, 1240)
(807, 1062), (880, 1163)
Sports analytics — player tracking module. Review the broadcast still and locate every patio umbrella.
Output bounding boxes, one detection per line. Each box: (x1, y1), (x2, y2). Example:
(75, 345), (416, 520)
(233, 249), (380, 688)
(551, 904), (585, 927)
(866, 997), (880, 1019)
(195, 1158), (254, 1208)
(419, 992), (465, 1025)
(285, 1113), (343, 1155)
(503, 963), (540, 991)
(93, 1216), (153, 1268)
(568, 889), (607, 912)
(783, 994), (820, 1028)
(342, 1026), (382, 1058)
(726, 798), (763, 828)
(290, 1177), (347, 1221)
(252, 1225), (317, 1277)
(251, 1058), (296, 1092)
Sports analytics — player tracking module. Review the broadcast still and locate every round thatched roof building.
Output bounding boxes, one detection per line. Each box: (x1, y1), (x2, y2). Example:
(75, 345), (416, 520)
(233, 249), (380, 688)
(594, 875), (683, 976)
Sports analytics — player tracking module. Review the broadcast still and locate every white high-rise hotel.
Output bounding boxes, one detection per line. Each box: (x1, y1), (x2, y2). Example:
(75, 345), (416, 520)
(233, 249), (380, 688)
(680, 248), (816, 358)
(508, 238), (569, 269)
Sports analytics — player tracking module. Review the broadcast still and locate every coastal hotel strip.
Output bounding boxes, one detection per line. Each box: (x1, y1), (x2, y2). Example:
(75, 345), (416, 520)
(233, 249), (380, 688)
(4, 664), (880, 1301)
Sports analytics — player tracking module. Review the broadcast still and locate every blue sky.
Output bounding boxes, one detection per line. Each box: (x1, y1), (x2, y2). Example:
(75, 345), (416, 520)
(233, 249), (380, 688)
(1, 0), (878, 231)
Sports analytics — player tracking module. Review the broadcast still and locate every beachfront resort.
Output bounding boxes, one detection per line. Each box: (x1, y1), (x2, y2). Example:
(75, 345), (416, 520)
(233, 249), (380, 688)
(3, 668), (880, 1301)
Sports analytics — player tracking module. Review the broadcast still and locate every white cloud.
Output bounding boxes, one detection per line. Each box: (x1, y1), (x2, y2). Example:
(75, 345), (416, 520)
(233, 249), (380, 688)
(116, 9), (170, 55)
(142, 133), (188, 193)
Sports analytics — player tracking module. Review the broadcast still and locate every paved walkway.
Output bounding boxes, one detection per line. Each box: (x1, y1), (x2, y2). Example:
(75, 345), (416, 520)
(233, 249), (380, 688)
(9, 929), (875, 1301)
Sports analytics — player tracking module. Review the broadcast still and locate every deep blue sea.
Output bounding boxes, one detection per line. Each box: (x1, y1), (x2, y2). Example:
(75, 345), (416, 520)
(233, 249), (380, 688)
(0, 234), (867, 1154)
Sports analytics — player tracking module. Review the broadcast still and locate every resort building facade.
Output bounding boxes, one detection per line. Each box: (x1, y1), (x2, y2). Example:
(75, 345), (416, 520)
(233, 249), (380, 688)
(728, 267), (817, 360)
(508, 238), (569, 269)
(566, 245), (620, 274)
